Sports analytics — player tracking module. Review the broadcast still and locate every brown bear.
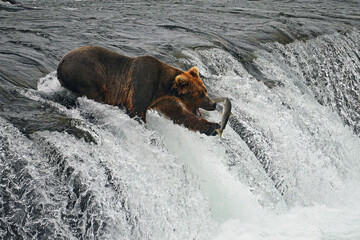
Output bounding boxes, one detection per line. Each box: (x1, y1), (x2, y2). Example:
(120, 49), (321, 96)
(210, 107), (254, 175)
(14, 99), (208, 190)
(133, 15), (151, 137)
(57, 46), (220, 136)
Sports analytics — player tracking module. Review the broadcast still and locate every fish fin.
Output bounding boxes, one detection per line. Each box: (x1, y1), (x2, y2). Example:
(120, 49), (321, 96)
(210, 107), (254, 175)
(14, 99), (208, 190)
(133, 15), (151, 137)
(229, 112), (234, 117)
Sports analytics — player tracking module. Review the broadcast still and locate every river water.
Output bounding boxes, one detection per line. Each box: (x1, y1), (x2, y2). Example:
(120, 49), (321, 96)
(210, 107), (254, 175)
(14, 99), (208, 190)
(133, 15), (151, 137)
(1, 0), (360, 239)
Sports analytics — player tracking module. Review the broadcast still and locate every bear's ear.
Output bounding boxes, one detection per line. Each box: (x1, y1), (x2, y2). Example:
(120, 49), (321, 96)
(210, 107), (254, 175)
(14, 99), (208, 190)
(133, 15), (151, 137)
(175, 75), (189, 87)
(188, 67), (199, 77)
(173, 75), (191, 95)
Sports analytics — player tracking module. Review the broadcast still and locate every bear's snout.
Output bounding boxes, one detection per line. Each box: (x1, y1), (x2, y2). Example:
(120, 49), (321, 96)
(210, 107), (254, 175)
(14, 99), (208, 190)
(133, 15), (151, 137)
(212, 102), (217, 109)
(201, 97), (217, 111)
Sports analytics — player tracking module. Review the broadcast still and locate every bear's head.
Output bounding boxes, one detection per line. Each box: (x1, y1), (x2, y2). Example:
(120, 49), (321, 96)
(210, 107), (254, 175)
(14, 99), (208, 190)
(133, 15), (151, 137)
(172, 67), (217, 118)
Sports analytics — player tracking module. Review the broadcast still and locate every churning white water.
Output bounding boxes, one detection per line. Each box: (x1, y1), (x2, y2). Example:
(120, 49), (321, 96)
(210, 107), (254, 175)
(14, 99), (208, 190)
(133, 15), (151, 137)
(2, 31), (360, 239)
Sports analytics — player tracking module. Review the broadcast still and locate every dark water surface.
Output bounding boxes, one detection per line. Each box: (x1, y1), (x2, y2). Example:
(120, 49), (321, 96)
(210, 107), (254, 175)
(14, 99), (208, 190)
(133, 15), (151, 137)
(1, 0), (360, 239)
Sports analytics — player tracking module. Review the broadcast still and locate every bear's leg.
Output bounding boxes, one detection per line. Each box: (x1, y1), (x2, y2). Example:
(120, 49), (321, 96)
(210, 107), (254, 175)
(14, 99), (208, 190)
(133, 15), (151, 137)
(128, 110), (146, 123)
(150, 96), (220, 136)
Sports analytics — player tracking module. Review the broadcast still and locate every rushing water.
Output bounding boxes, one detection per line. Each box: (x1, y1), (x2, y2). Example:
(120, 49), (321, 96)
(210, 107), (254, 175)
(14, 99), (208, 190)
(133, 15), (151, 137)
(1, 0), (360, 239)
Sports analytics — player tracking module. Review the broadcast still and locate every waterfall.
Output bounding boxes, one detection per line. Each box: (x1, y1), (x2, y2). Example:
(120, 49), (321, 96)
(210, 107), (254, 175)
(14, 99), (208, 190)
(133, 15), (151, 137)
(1, 30), (360, 239)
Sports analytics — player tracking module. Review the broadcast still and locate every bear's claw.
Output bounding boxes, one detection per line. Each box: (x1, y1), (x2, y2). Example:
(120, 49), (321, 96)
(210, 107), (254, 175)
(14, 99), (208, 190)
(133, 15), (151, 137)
(206, 123), (221, 136)
(215, 129), (222, 138)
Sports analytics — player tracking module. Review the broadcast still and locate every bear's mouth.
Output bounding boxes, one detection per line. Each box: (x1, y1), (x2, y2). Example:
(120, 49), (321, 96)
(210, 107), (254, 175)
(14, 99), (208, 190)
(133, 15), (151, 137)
(194, 108), (202, 119)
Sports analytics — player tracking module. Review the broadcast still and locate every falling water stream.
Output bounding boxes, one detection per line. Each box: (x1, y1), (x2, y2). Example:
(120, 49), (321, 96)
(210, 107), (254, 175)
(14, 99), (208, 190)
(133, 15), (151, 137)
(1, 0), (360, 239)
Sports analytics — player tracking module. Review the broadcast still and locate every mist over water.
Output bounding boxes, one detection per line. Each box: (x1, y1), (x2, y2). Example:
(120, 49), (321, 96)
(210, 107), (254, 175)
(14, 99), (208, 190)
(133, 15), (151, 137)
(1, 0), (360, 239)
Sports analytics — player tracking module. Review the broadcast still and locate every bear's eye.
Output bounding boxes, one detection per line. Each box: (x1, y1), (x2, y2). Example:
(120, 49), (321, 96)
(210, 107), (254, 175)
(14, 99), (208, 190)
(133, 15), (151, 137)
(184, 93), (193, 99)
(199, 92), (205, 98)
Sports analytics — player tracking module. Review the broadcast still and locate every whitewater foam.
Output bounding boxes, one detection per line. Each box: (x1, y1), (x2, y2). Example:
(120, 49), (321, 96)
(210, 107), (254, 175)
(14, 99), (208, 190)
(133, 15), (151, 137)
(5, 33), (360, 239)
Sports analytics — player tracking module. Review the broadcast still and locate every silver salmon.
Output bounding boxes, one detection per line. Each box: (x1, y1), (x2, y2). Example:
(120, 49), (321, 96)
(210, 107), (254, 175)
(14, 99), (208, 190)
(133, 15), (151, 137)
(213, 97), (232, 137)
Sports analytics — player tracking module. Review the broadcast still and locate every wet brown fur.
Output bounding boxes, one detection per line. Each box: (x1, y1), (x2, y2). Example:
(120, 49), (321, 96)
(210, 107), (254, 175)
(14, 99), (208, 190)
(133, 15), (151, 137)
(57, 46), (219, 135)
(150, 96), (220, 135)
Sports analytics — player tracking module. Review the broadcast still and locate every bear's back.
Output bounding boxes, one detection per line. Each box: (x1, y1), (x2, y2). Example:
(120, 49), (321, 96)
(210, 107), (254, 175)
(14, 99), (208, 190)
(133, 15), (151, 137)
(58, 46), (133, 80)
(57, 46), (135, 100)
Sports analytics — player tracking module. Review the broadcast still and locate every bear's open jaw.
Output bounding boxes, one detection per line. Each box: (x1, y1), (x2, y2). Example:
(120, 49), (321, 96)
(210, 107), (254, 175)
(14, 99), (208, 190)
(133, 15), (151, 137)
(195, 108), (202, 119)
